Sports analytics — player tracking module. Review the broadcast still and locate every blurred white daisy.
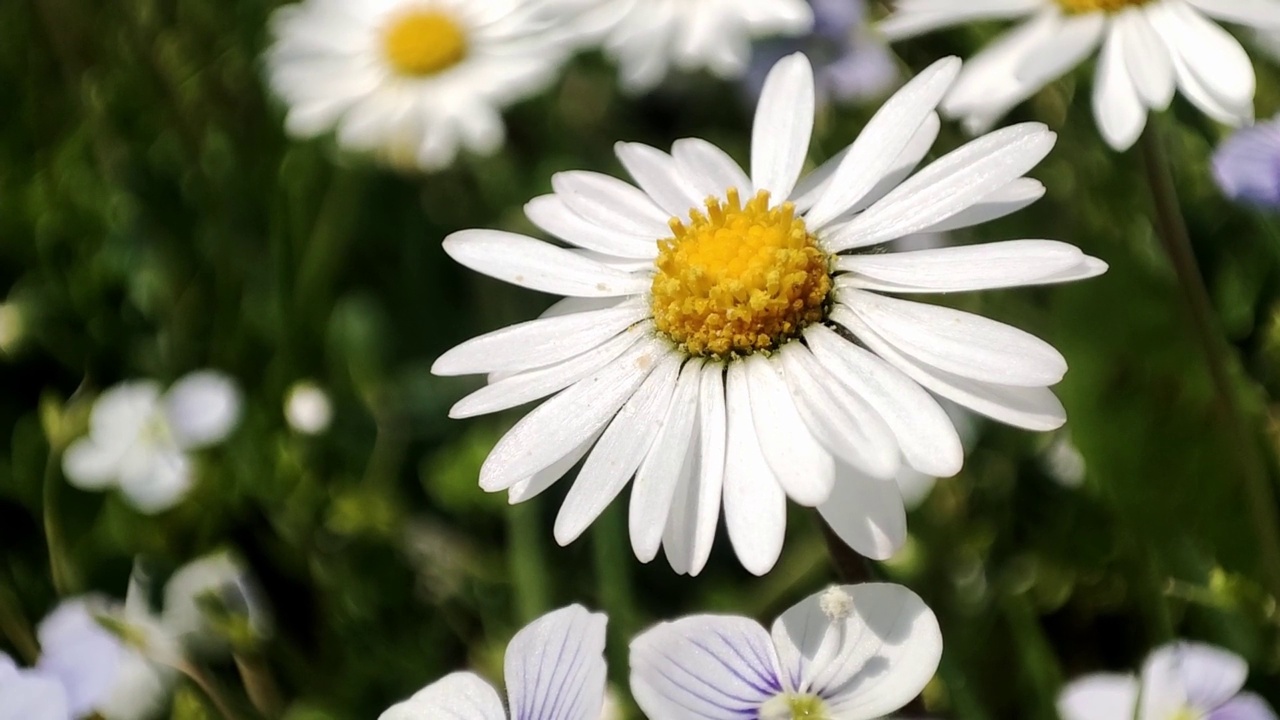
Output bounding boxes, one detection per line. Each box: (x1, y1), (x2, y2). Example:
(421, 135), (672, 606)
(266, 0), (569, 171)
(1059, 641), (1278, 720)
(598, 0), (815, 92)
(62, 371), (242, 514)
(880, 0), (1280, 150)
(434, 52), (1105, 575)
(630, 584), (941, 719)
(284, 380), (334, 435)
(380, 605), (607, 720)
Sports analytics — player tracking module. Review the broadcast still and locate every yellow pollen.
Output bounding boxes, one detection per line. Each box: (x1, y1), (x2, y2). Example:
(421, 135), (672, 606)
(1055, 0), (1151, 13)
(382, 10), (468, 77)
(650, 188), (831, 358)
(761, 693), (830, 720)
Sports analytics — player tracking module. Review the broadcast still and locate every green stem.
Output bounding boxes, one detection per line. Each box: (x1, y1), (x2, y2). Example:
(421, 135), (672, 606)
(176, 659), (253, 720)
(1139, 122), (1280, 601)
(592, 503), (637, 676)
(42, 451), (75, 596)
(233, 653), (285, 719)
(506, 501), (550, 624)
(818, 515), (874, 584)
(0, 582), (39, 663)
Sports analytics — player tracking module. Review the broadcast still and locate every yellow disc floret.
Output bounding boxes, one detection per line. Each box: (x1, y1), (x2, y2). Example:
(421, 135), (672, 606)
(382, 10), (468, 77)
(651, 188), (831, 357)
(760, 693), (829, 720)
(1055, 0), (1151, 13)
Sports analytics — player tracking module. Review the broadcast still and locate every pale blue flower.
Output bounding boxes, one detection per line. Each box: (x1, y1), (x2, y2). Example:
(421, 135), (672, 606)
(1213, 117), (1280, 208)
(1059, 641), (1278, 720)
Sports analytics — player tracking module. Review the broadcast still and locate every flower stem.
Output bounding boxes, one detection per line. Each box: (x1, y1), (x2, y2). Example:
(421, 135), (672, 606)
(176, 659), (252, 720)
(233, 652), (285, 719)
(506, 501), (551, 624)
(1139, 122), (1280, 600)
(0, 581), (39, 663)
(818, 516), (873, 584)
(41, 451), (76, 596)
(592, 503), (638, 675)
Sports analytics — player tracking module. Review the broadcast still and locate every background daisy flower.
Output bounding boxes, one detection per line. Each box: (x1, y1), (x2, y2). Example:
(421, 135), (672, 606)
(266, 0), (569, 171)
(380, 604), (607, 720)
(880, 0), (1280, 149)
(1059, 641), (1278, 720)
(597, 0), (815, 92)
(432, 52), (1106, 576)
(61, 371), (242, 514)
(629, 583), (942, 720)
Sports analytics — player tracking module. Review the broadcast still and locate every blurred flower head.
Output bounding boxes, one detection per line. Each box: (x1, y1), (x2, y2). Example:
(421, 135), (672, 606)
(380, 605), (607, 719)
(433, 52), (1105, 575)
(0, 652), (68, 720)
(881, 1), (1279, 150)
(161, 552), (272, 656)
(266, 0), (571, 172)
(61, 371), (242, 514)
(745, 0), (897, 107)
(599, 0), (815, 93)
(1059, 641), (1277, 720)
(1212, 116), (1280, 208)
(630, 583), (941, 720)
(284, 380), (334, 435)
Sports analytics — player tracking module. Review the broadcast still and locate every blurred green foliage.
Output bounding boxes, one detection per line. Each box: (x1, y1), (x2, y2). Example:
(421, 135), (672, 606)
(5, 1), (1280, 718)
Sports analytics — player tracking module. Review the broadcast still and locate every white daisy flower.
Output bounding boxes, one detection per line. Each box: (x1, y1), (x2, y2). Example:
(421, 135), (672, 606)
(433, 52), (1106, 576)
(266, 0), (569, 171)
(380, 605), (607, 720)
(597, 0), (816, 92)
(62, 371), (242, 514)
(630, 583), (941, 720)
(1059, 641), (1278, 720)
(880, 0), (1280, 150)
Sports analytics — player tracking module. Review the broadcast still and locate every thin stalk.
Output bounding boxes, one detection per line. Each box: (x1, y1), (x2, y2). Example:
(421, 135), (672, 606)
(175, 659), (252, 720)
(233, 652), (285, 719)
(506, 501), (551, 624)
(1139, 123), (1280, 600)
(818, 516), (873, 585)
(42, 451), (76, 596)
(0, 582), (39, 663)
(592, 503), (637, 677)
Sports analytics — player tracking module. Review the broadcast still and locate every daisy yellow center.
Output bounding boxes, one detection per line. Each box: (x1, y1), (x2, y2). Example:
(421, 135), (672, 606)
(1055, 0), (1152, 13)
(760, 694), (830, 720)
(650, 188), (831, 357)
(382, 10), (468, 77)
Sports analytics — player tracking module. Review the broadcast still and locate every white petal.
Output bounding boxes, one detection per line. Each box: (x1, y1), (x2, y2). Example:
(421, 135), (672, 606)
(36, 598), (123, 717)
(743, 355), (835, 506)
(95, 649), (176, 720)
(751, 53), (816, 201)
(841, 310), (1067, 431)
(1058, 674), (1140, 720)
(771, 583), (941, 716)
(1093, 22), (1148, 150)
(1117, 7), (1175, 110)
(835, 293), (1067, 387)
(432, 305), (649, 377)
(1140, 642), (1247, 719)
(631, 359), (703, 563)
(62, 439), (126, 490)
(877, 0), (1044, 39)
(616, 142), (704, 219)
(524, 195), (658, 259)
(554, 353), (681, 545)
(449, 329), (644, 418)
(552, 170), (672, 238)
(443, 230), (651, 297)
(776, 344), (901, 480)
(630, 615), (783, 720)
(1014, 11), (1106, 90)
(670, 138), (751, 199)
(722, 361), (787, 576)
(824, 123), (1056, 251)
(379, 672), (505, 720)
(806, 57), (961, 229)
(914, 178), (1046, 234)
(662, 364), (726, 576)
(86, 381), (161, 448)
(1186, 0), (1280, 28)
(507, 430), (602, 505)
(118, 448), (193, 514)
(0, 670), (68, 720)
(835, 239), (1099, 294)
(505, 605), (609, 720)
(479, 337), (667, 492)
(1152, 2), (1255, 122)
(163, 371), (242, 450)
(804, 324), (962, 477)
(817, 463), (908, 560)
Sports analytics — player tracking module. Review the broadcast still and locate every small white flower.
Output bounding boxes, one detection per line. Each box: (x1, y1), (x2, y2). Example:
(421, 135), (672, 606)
(1059, 641), (1278, 720)
(61, 371), (242, 514)
(630, 583), (941, 720)
(880, 0), (1280, 150)
(284, 380), (334, 435)
(598, 0), (815, 92)
(380, 605), (608, 720)
(266, 0), (569, 171)
(0, 653), (68, 720)
(434, 53), (1105, 575)
(161, 552), (272, 656)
